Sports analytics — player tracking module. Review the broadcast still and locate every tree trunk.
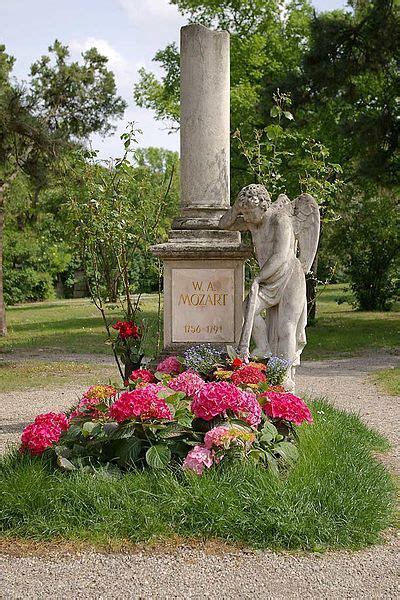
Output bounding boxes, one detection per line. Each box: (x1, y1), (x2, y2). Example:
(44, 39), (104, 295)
(0, 184), (7, 336)
(306, 252), (318, 324)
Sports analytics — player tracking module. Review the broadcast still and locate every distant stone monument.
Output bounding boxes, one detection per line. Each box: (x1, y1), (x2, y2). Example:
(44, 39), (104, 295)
(152, 24), (250, 353)
(219, 184), (320, 389)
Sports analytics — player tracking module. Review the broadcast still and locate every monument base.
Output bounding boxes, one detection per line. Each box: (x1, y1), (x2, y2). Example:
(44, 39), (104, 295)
(152, 230), (251, 353)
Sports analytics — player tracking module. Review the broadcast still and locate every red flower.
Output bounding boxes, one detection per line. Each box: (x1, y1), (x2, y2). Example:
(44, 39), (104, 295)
(20, 412), (69, 455)
(112, 320), (142, 340)
(261, 392), (313, 426)
(232, 357), (243, 369)
(231, 365), (267, 386)
(129, 369), (155, 383)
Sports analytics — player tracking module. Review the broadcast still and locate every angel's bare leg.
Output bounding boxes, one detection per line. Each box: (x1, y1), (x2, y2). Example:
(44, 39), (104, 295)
(251, 312), (271, 357)
(241, 295), (271, 357)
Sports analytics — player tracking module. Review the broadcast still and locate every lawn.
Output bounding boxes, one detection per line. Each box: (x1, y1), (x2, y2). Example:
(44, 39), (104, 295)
(0, 361), (118, 393)
(0, 400), (394, 551)
(370, 368), (400, 396)
(0, 285), (398, 360)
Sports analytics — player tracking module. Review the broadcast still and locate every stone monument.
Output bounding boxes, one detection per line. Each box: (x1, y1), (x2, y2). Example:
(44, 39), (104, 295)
(219, 184), (320, 389)
(152, 24), (250, 353)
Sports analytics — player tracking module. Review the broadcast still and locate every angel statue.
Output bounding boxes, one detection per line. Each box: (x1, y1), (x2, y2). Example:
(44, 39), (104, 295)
(219, 184), (320, 390)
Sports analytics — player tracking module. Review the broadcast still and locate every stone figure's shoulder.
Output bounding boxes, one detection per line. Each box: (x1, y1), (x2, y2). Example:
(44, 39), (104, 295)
(269, 204), (292, 228)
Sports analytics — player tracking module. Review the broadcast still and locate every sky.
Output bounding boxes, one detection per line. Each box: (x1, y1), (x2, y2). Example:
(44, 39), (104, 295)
(1, 0), (349, 159)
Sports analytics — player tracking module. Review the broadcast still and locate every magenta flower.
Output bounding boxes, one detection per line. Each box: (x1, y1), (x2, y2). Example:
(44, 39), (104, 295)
(190, 381), (261, 426)
(261, 391), (313, 425)
(156, 356), (182, 374)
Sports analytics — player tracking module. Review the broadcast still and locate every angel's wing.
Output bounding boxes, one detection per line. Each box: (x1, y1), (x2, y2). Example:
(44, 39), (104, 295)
(292, 193), (320, 274)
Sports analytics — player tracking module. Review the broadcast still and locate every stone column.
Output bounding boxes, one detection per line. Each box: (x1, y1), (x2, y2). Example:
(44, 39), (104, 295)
(152, 24), (250, 354)
(176, 24), (230, 230)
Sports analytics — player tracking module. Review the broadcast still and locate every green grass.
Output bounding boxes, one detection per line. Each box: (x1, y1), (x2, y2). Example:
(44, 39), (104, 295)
(1, 285), (398, 359)
(0, 361), (120, 393)
(0, 295), (159, 356)
(369, 368), (400, 396)
(0, 400), (395, 551)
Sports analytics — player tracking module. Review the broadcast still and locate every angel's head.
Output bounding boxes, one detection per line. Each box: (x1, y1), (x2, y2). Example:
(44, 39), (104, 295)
(237, 184), (271, 224)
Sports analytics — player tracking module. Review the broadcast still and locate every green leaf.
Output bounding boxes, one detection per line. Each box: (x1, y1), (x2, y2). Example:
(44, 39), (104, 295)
(62, 424), (81, 442)
(270, 105), (280, 118)
(260, 421), (278, 443)
(158, 423), (190, 439)
(145, 444), (171, 469)
(113, 437), (142, 467)
(265, 452), (279, 476)
(175, 408), (193, 428)
(275, 441), (299, 464)
(266, 124), (282, 140)
(57, 456), (76, 471)
(283, 110), (294, 120)
(82, 421), (100, 437)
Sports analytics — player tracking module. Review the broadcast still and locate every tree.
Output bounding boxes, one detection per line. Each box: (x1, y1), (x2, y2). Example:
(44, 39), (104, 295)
(281, 0), (399, 184)
(0, 41), (127, 334)
(329, 187), (399, 311)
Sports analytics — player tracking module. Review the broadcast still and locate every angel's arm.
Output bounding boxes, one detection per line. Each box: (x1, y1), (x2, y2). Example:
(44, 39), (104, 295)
(219, 202), (248, 231)
(255, 216), (291, 283)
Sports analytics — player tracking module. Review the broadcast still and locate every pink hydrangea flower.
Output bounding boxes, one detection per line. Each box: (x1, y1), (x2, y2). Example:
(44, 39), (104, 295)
(183, 445), (214, 475)
(21, 412), (69, 455)
(261, 391), (313, 426)
(168, 370), (205, 397)
(109, 387), (172, 422)
(190, 382), (261, 426)
(234, 390), (262, 427)
(204, 425), (231, 449)
(204, 425), (256, 449)
(156, 356), (182, 374)
(129, 369), (155, 383)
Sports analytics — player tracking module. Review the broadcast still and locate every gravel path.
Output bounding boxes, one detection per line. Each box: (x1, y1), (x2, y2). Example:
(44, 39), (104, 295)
(1, 352), (399, 599)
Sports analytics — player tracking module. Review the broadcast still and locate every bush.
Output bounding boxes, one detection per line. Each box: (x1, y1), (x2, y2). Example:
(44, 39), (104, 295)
(3, 267), (55, 305)
(331, 189), (399, 311)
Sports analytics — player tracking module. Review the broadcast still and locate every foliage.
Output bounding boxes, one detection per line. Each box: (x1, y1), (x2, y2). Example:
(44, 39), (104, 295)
(65, 127), (179, 361)
(1, 400), (394, 550)
(233, 91), (343, 217)
(285, 0), (399, 185)
(29, 40), (126, 138)
(3, 175), (73, 304)
(0, 41), (126, 332)
(17, 352), (309, 476)
(329, 188), (399, 311)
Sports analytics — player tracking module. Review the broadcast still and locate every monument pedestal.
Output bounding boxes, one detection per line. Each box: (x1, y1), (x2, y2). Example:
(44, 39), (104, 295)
(152, 230), (250, 353)
(152, 24), (251, 354)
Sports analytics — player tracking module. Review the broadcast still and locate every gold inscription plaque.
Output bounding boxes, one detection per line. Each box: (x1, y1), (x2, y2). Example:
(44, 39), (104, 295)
(171, 268), (235, 342)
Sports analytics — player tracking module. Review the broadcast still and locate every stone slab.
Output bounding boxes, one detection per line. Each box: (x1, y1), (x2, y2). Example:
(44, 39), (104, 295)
(163, 259), (244, 349)
(171, 267), (234, 342)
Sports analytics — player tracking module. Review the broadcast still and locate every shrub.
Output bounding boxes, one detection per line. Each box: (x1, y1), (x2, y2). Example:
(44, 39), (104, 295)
(331, 189), (399, 311)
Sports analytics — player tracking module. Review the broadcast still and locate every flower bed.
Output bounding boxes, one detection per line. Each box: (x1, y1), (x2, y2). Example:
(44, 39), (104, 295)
(20, 346), (312, 476)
